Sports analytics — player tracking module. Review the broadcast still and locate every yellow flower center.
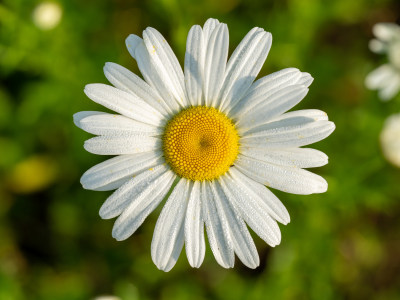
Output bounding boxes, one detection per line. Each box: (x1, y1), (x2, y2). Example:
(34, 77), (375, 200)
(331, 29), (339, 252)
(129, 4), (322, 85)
(163, 106), (239, 181)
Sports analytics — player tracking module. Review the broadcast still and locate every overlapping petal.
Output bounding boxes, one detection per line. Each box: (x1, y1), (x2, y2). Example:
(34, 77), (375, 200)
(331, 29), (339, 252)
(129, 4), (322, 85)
(103, 62), (170, 116)
(210, 181), (259, 268)
(235, 156), (328, 195)
(218, 28), (272, 112)
(184, 181), (206, 268)
(151, 179), (189, 271)
(184, 25), (205, 106)
(84, 84), (164, 126)
(201, 181), (234, 268)
(74, 111), (162, 136)
(81, 151), (164, 191)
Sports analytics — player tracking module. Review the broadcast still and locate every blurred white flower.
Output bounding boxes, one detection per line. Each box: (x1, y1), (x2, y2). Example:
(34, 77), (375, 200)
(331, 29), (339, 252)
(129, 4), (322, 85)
(365, 23), (400, 101)
(32, 2), (62, 30)
(94, 296), (121, 300)
(380, 113), (400, 167)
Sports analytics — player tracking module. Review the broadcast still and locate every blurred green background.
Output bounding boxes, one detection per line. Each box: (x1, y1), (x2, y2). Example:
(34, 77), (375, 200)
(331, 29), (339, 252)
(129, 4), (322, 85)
(1, 0), (400, 299)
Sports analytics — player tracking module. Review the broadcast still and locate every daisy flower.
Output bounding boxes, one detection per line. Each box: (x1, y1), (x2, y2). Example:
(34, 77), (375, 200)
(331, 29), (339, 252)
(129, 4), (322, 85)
(74, 18), (335, 271)
(365, 22), (400, 101)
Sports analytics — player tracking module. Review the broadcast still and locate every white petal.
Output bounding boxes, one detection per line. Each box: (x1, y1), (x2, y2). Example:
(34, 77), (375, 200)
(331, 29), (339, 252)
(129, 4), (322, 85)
(111, 170), (175, 241)
(369, 39), (386, 53)
(184, 25), (205, 106)
(103, 62), (171, 116)
(297, 72), (314, 87)
(126, 34), (142, 60)
(81, 151), (164, 191)
(236, 85), (309, 130)
(229, 68), (302, 118)
(151, 179), (190, 271)
(203, 18), (220, 42)
(219, 174), (281, 246)
(273, 109), (329, 121)
(235, 156), (328, 195)
(99, 164), (170, 219)
(74, 111), (162, 136)
(142, 28), (188, 107)
(84, 84), (163, 126)
(135, 42), (181, 114)
(240, 147), (328, 168)
(243, 109), (329, 135)
(365, 64), (396, 89)
(219, 29), (272, 112)
(240, 120), (335, 148)
(201, 181), (234, 268)
(203, 23), (229, 107)
(185, 181), (205, 268)
(379, 74), (400, 101)
(229, 167), (290, 224)
(373, 23), (400, 42)
(163, 226), (185, 272)
(84, 135), (161, 155)
(210, 181), (260, 268)
(73, 111), (101, 127)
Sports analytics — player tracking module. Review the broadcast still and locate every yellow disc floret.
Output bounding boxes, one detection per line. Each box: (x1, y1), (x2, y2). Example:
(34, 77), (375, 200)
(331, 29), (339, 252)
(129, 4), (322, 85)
(163, 106), (239, 181)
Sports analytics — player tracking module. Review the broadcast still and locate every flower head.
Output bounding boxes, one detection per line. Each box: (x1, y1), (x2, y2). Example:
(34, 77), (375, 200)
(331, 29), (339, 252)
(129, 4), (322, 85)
(365, 22), (400, 101)
(74, 18), (335, 271)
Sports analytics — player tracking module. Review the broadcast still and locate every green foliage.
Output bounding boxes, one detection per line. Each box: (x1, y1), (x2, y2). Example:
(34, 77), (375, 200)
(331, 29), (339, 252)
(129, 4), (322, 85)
(1, 0), (399, 299)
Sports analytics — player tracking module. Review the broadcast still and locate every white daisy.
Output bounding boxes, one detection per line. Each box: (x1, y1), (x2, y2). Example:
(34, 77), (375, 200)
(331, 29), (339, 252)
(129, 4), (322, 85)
(365, 22), (400, 101)
(74, 18), (335, 271)
(380, 113), (400, 167)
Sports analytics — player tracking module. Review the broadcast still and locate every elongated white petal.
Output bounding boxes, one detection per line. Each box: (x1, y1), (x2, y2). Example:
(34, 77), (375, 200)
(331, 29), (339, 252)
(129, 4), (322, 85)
(185, 25), (205, 106)
(210, 181), (260, 268)
(219, 29), (272, 112)
(81, 151), (164, 191)
(240, 120), (335, 148)
(203, 18), (220, 42)
(235, 156), (328, 195)
(379, 74), (400, 101)
(240, 147), (328, 168)
(242, 115), (316, 135)
(74, 111), (162, 136)
(84, 135), (161, 155)
(73, 111), (101, 127)
(273, 109), (328, 121)
(201, 181), (234, 268)
(229, 167), (290, 224)
(229, 68), (302, 118)
(143, 28), (188, 107)
(365, 64), (395, 89)
(219, 174), (281, 246)
(203, 23), (229, 106)
(99, 164), (170, 219)
(135, 42), (181, 113)
(112, 170), (175, 241)
(104, 62), (170, 116)
(163, 226), (185, 272)
(185, 181), (205, 268)
(297, 72), (314, 87)
(84, 84), (163, 126)
(243, 109), (329, 135)
(236, 85), (309, 130)
(126, 34), (142, 60)
(151, 179), (190, 271)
